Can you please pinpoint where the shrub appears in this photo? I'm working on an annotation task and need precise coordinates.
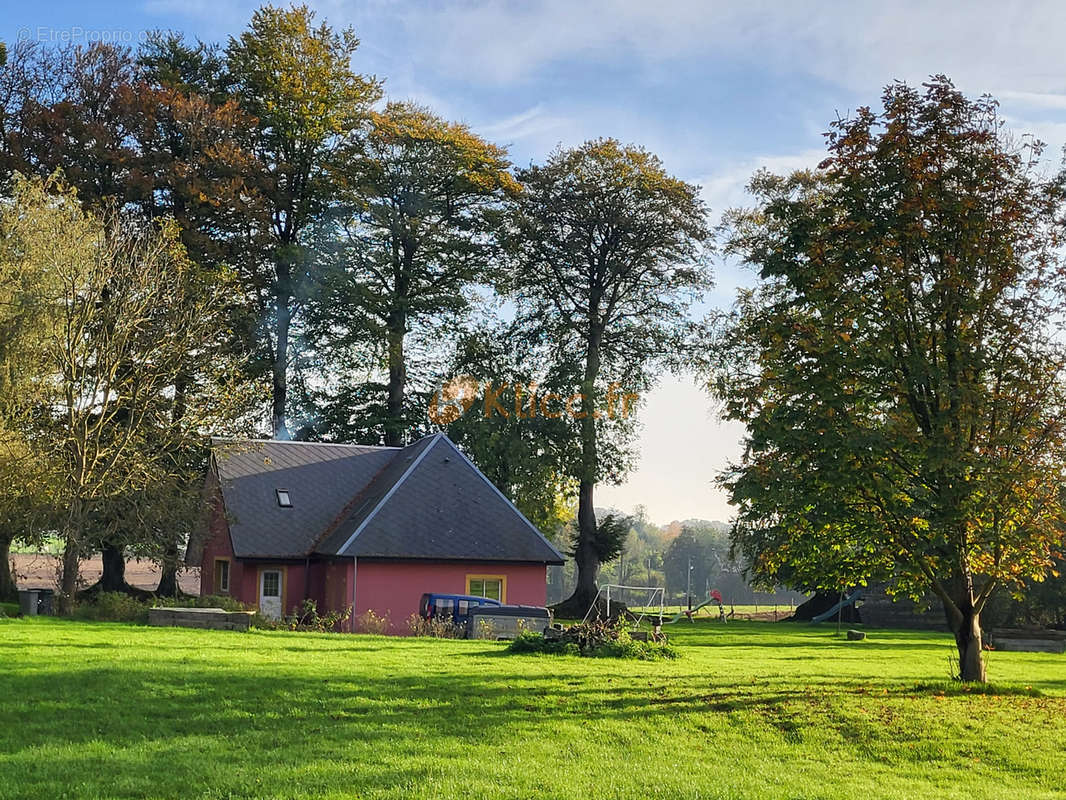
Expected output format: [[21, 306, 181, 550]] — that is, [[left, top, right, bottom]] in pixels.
[[510, 629, 580, 656], [0, 601, 19, 618], [74, 592, 150, 624], [354, 609, 390, 635], [407, 613, 464, 638], [507, 619, 679, 661], [270, 599, 351, 633]]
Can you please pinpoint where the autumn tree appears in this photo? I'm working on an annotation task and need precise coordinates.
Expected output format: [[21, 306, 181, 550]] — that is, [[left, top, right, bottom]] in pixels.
[[305, 102, 517, 445], [226, 4, 381, 439], [0, 180, 58, 601], [711, 78, 1066, 681], [0, 40, 61, 193], [1, 176, 251, 612], [506, 139, 712, 616], [10, 42, 138, 209]]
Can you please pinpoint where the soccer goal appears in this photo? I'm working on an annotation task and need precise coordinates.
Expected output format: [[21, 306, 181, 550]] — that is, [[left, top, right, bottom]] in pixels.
[[581, 584, 666, 629]]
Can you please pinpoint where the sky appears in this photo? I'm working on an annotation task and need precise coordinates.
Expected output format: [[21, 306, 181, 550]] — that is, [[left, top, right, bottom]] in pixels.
[[6, 0, 1066, 525]]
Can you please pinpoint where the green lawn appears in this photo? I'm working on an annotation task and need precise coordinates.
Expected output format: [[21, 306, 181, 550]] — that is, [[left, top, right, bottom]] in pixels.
[[2, 618, 1065, 800]]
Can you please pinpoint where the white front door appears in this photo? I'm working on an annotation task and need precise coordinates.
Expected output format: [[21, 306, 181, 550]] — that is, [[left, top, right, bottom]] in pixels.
[[259, 569, 282, 620]]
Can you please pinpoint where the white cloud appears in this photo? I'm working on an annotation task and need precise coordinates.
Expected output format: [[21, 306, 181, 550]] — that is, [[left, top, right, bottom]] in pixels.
[[477, 104, 571, 147], [995, 91, 1066, 112], [361, 0, 1066, 98]]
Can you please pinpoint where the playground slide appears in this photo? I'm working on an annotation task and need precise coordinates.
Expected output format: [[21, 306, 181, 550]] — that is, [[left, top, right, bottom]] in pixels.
[[810, 590, 864, 624], [665, 599, 714, 624]]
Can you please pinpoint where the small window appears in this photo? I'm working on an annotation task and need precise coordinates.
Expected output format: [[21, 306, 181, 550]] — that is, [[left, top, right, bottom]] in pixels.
[[276, 489, 292, 507], [468, 577, 503, 602], [262, 570, 280, 598], [214, 559, 230, 593]]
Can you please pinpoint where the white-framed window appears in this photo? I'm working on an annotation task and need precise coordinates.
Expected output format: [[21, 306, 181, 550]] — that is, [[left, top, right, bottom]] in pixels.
[[262, 570, 280, 597]]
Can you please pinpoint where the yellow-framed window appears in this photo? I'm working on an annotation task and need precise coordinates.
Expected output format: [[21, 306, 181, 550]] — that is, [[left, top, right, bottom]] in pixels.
[[214, 558, 230, 594], [466, 575, 506, 603]]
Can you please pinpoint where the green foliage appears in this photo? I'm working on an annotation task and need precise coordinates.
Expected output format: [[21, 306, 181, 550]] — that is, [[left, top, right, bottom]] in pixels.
[[0, 175, 255, 610], [301, 101, 516, 445], [574, 512, 632, 565], [73, 592, 150, 624], [507, 138, 713, 605], [509, 619, 679, 661], [353, 608, 390, 634], [439, 324, 577, 540], [711, 78, 1066, 680], [249, 599, 352, 632], [283, 599, 351, 632], [983, 560, 1066, 630], [226, 5, 378, 162], [663, 525, 726, 598], [225, 4, 382, 438], [0, 601, 18, 617], [508, 629, 580, 656]]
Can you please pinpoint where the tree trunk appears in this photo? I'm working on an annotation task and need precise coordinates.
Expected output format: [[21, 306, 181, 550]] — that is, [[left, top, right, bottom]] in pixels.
[[59, 538, 80, 616], [555, 326, 602, 617], [556, 479, 600, 617], [950, 602, 986, 682], [155, 536, 180, 597], [272, 287, 291, 441], [384, 308, 407, 447], [0, 535, 16, 603], [97, 540, 128, 592], [57, 497, 87, 615]]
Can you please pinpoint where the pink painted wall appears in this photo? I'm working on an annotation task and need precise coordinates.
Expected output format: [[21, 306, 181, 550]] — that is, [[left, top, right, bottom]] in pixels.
[[199, 490, 310, 616], [199, 484, 244, 599], [353, 559, 548, 634]]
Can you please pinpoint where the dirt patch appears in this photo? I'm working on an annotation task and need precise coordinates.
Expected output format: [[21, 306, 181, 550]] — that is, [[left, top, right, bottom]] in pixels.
[[11, 553, 200, 595]]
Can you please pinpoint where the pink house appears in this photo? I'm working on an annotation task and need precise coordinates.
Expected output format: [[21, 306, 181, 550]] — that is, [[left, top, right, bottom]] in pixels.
[[187, 434, 564, 632]]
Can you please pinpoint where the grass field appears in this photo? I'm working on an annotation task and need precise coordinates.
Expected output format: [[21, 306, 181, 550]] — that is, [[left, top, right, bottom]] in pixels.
[[2, 617, 1065, 800]]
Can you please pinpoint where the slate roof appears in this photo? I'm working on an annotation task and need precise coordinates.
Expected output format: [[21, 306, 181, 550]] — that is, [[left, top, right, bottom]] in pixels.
[[209, 434, 564, 565]]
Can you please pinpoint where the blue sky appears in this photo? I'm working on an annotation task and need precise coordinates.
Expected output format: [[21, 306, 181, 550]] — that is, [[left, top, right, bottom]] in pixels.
[[7, 1, 1066, 524]]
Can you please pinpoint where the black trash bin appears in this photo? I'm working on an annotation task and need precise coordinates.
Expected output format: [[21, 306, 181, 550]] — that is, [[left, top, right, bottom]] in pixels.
[[18, 589, 39, 617]]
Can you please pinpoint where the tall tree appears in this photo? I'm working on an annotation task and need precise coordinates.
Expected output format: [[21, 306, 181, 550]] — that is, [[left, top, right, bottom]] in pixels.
[[0, 182, 58, 601], [710, 78, 1066, 682], [506, 139, 712, 616], [306, 102, 517, 445], [14, 42, 138, 209], [226, 4, 381, 439], [0, 40, 61, 193], [1, 176, 250, 613]]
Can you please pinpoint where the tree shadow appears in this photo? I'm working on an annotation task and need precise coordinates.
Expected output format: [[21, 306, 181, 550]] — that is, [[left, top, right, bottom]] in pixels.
[[4, 622, 1065, 798]]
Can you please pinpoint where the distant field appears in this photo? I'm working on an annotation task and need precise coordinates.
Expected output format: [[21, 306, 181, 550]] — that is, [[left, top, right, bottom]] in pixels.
[[9, 553, 200, 593], [2, 618, 1065, 799]]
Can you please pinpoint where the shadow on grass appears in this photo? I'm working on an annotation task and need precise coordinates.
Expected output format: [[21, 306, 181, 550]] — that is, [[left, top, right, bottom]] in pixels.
[[4, 620, 1065, 800]]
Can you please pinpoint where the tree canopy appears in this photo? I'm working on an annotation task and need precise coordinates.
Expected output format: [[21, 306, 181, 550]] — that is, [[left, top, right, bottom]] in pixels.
[[507, 138, 712, 615], [711, 78, 1066, 681]]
